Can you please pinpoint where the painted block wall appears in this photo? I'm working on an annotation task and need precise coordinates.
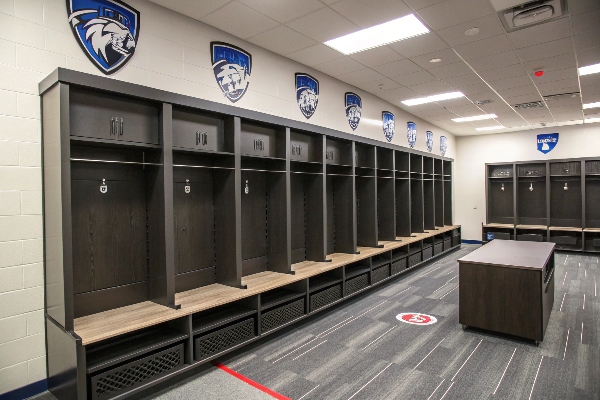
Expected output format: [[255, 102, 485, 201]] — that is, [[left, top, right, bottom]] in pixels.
[[0, 0, 456, 394], [455, 124, 600, 241]]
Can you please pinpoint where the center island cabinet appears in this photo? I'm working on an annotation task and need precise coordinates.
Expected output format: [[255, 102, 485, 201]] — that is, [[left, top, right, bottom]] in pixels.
[[41, 68, 460, 400]]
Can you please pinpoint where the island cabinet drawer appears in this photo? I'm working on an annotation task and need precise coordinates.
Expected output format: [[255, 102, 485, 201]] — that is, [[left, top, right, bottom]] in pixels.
[[172, 110, 224, 152], [70, 88, 159, 145]]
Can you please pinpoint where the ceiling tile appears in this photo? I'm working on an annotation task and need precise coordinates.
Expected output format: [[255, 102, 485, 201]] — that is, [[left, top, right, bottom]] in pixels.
[[467, 50, 521, 71], [477, 100, 515, 113], [507, 17, 571, 49], [478, 64, 529, 82], [392, 70, 437, 86], [337, 68, 386, 85], [443, 73, 484, 89], [330, 0, 412, 28], [457, 82, 495, 96], [531, 67, 578, 84], [355, 77, 402, 92], [373, 59, 423, 78], [435, 14, 505, 47], [429, 61, 473, 79], [497, 84, 539, 98], [237, 0, 324, 23], [417, 0, 494, 30], [573, 33, 600, 52], [454, 34, 514, 60], [349, 46, 404, 68], [377, 86, 420, 101], [490, 75, 532, 91], [502, 93, 543, 105], [387, 33, 448, 58], [285, 8, 359, 42], [417, 107, 458, 118], [535, 78, 580, 94], [285, 44, 344, 66], [403, 0, 445, 11], [523, 53, 577, 74], [571, 9, 600, 35], [576, 47, 600, 67], [408, 80, 454, 95], [581, 74, 600, 87], [582, 92, 600, 104], [445, 103, 485, 115], [313, 56, 364, 76], [410, 48, 462, 70], [569, 0, 600, 15], [248, 25, 317, 55], [515, 38, 574, 62], [150, 0, 234, 19], [201, 1, 280, 39]]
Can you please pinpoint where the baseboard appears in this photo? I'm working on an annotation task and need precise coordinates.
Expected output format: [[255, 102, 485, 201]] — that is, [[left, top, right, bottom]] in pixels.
[[462, 239, 483, 244], [0, 380, 47, 400]]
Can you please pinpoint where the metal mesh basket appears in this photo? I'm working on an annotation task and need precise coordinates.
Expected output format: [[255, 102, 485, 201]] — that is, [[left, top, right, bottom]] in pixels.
[[261, 298, 305, 333], [391, 258, 407, 275], [423, 246, 433, 261], [345, 273, 369, 295], [372, 264, 390, 284], [310, 284, 342, 312], [444, 238, 451, 250], [90, 344, 184, 400], [408, 252, 421, 268], [194, 318, 255, 361], [434, 242, 443, 255]]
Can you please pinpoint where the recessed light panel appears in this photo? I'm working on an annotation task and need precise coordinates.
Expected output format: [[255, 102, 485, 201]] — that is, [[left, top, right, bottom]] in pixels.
[[324, 14, 429, 55], [583, 102, 600, 109], [476, 126, 504, 131], [585, 117, 600, 123], [452, 114, 498, 122], [579, 63, 600, 76], [401, 91, 464, 106]]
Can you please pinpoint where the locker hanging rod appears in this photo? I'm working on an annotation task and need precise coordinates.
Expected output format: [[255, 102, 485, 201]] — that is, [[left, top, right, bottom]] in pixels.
[[290, 171, 324, 175], [173, 164, 235, 170], [240, 168, 286, 173], [70, 158, 162, 166]]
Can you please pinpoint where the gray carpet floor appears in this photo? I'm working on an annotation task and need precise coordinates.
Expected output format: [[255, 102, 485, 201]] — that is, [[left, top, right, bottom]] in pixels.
[[31, 245, 600, 399]]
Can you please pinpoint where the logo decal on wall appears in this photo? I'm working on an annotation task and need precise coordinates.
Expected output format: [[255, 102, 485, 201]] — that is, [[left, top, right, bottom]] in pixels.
[[426, 131, 433, 152], [440, 136, 447, 156], [345, 92, 362, 131], [382, 111, 395, 142], [407, 121, 417, 148], [211, 42, 252, 103], [396, 313, 438, 325], [537, 133, 559, 154], [296, 73, 318, 119], [67, 0, 140, 75]]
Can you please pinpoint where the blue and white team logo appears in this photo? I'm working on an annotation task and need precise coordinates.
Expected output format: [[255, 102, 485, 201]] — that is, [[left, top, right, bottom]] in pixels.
[[67, 0, 140, 75], [537, 133, 558, 154], [211, 42, 252, 103], [426, 131, 433, 152], [407, 121, 417, 148], [296, 73, 318, 119], [382, 112, 395, 142], [440, 136, 447, 156], [345, 92, 362, 131]]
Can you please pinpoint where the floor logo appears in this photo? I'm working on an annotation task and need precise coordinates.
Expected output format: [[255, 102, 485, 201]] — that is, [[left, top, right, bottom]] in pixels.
[[407, 121, 417, 148], [345, 92, 361, 131], [211, 42, 252, 103], [537, 133, 558, 154], [383, 111, 395, 142], [296, 73, 318, 119], [67, 0, 140, 75], [397, 313, 437, 325]]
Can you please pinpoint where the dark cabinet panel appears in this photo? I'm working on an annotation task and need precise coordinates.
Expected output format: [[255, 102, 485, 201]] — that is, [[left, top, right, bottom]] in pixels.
[[173, 168, 216, 275], [241, 171, 267, 262], [172, 110, 225, 152], [291, 174, 306, 258], [71, 163, 147, 294], [240, 123, 277, 158], [488, 180, 514, 224], [70, 89, 159, 144]]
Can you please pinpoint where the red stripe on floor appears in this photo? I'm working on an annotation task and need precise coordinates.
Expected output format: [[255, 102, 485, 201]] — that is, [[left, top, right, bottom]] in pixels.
[[212, 362, 291, 400]]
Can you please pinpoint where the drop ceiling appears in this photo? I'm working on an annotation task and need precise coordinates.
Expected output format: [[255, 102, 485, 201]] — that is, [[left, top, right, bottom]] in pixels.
[[149, 0, 600, 136]]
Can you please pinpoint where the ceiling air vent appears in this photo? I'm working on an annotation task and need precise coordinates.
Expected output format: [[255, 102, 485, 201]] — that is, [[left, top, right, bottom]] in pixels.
[[500, 0, 565, 32], [513, 101, 545, 109], [542, 92, 580, 102]]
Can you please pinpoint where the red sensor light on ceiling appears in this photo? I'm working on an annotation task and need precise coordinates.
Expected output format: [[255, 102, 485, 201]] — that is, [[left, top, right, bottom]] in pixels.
[[534, 70, 544, 77]]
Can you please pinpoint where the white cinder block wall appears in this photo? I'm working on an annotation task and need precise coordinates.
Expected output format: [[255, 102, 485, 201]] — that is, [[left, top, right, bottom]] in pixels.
[[0, 0, 456, 395], [455, 124, 600, 241]]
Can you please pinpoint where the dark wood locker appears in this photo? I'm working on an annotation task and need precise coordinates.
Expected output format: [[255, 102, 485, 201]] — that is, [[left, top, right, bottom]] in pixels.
[[172, 109, 226, 152], [241, 170, 268, 273]]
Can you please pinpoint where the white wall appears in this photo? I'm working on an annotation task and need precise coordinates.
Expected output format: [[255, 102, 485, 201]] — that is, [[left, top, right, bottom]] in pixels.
[[0, 0, 455, 394], [455, 124, 600, 241]]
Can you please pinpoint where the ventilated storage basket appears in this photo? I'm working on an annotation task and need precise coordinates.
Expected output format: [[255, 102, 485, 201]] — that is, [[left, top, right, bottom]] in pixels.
[[423, 245, 433, 261], [408, 252, 421, 268], [261, 298, 305, 333], [194, 318, 255, 361], [310, 284, 342, 312], [372, 264, 390, 284], [345, 273, 369, 295], [391, 257, 407, 275]]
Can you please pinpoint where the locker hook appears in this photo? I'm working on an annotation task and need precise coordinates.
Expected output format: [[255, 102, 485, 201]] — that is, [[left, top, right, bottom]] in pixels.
[[501, 183, 504, 191], [100, 179, 108, 194], [564, 182, 568, 191], [185, 179, 191, 194], [245, 180, 249, 194], [529, 183, 533, 192]]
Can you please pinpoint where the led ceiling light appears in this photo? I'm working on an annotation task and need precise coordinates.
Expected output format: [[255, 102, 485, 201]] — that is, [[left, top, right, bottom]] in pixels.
[[401, 91, 464, 106], [430, 58, 442, 63], [465, 27, 480, 36], [585, 117, 600, 123], [579, 63, 600, 76], [583, 102, 600, 109], [476, 126, 504, 131], [324, 14, 429, 55], [452, 114, 498, 122]]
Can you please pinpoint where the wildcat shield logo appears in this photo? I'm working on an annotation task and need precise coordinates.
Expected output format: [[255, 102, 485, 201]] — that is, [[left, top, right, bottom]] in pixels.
[[383, 111, 395, 142], [296, 73, 318, 119], [537, 133, 559, 154], [211, 42, 252, 103], [426, 131, 433, 152], [67, 0, 139, 75], [345, 92, 362, 131], [407, 121, 417, 148], [440, 136, 447, 156]]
